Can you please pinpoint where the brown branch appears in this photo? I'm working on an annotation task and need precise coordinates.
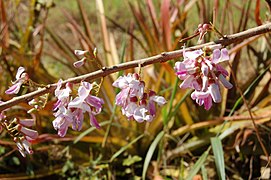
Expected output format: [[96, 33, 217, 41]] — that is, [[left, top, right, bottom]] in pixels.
[[0, 22, 271, 112]]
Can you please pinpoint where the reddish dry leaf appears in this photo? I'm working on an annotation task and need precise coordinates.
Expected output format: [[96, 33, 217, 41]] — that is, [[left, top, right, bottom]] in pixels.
[[146, 0, 160, 41], [161, 0, 171, 51], [255, 0, 262, 25]]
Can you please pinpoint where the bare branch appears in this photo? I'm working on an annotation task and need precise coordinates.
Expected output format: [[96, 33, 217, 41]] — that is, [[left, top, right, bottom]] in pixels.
[[0, 22, 271, 111]]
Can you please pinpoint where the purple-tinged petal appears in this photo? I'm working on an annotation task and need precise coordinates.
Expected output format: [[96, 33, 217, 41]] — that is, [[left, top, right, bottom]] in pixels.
[[21, 139, 33, 155], [72, 109, 84, 131], [216, 64, 229, 76], [68, 97, 82, 109], [86, 95, 104, 113], [74, 49, 88, 56], [208, 83, 221, 103], [53, 116, 70, 137], [203, 95, 213, 110], [55, 79, 63, 96], [212, 49, 221, 64], [78, 85, 89, 100], [219, 48, 230, 62], [212, 48, 229, 64], [19, 119, 35, 127], [174, 62, 186, 72], [112, 76, 127, 88], [201, 63, 209, 76], [192, 80, 201, 91], [192, 90, 210, 99], [151, 95, 167, 106], [218, 74, 233, 89], [133, 106, 153, 122], [115, 88, 129, 107], [20, 126, 38, 139], [82, 81, 93, 91], [202, 76, 208, 91], [73, 57, 86, 68], [184, 49, 203, 60], [89, 112, 100, 129], [179, 75, 194, 89], [148, 100, 156, 116], [5, 81, 23, 94], [53, 99, 62, 111], [122, 102, 137, 118], [16, 67, 25, 80]]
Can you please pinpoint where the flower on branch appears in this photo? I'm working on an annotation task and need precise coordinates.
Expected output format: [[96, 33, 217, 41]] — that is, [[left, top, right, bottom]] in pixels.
[[174, 47, 233, 110], [52, 80, 104, 137], [197, 23, 212, 42], [68, 81, 104, 129], [5, 67, 29, 94], [113, 73, 166, 122], [0, 116, 38, 157]]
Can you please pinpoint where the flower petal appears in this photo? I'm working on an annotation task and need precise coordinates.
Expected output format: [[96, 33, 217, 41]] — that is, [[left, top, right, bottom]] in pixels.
[[208, 83, 221, 103], [16, 67, 25, 80]]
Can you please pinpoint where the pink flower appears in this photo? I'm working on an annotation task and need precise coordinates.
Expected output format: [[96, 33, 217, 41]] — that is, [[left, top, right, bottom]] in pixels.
[[53, 107, 73, 137], [175, 48, 233, 110], [52, 80, 104, 136], [3, 117, 38, 157], [197, 23, 211, 42], [14, 137, 33, 157], [68, 81, 104, 129], [53, 80, 72, 111], [113, 74, 167, 122], [5, 67, 29, 94], [73, 49, 89, 68], [73, 57, 87, 68]]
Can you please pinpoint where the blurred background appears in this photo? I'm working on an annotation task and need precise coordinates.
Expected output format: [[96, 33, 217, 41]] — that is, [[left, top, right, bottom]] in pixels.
[[0, 0, 271, 179]]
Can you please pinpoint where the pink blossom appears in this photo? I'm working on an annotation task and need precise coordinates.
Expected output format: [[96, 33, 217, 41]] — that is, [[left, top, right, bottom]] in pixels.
[[68, 81, 104, 129], [52, 80, 104, 136], [5, 67, 29, 94], [9, 117, 38, 157], [113, 73, 167, 122], [14, 137, 33, 157], [197, 23, 211, 42], [73, 49, 89, 68], [175, 48, 233, 110], [73, 57, 87, 68], [53, 107, 73, 137], [53, 80, 72, 111]]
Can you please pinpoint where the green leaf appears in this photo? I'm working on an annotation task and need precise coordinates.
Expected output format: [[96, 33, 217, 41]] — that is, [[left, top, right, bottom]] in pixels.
[[211, 137, 225, 180], [142, 131, 164, 180], [123, 155, 142, 166], [110, 134, 144, 162], [201, 164, 208, 180], [186, 149, 210, 180], [12, 157, 20, 166]]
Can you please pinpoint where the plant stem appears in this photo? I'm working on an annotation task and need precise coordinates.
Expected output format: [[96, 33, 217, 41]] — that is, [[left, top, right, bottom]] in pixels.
[[1, 23, 271, 111]]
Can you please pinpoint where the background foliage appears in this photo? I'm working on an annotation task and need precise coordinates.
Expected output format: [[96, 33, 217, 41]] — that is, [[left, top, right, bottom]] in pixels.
[[0, 0, 271, 179]]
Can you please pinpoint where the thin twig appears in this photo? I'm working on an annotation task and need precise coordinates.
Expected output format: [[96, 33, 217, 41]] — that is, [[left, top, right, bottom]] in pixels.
[[228, 62, 270, 162], [0, 22, 271, 112]]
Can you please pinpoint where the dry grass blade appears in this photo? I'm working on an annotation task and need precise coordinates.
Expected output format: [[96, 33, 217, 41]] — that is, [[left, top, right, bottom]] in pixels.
[[96, 0, 112, 64], [146, 0, 160, 41], [0, 0, 9, 48], [76, 0, 95, 44], [161, 0, 171, 51]]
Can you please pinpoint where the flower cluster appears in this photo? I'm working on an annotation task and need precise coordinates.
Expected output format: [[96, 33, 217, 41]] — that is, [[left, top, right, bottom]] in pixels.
[[0, 116, 38, 157], [52, 80, 104, 137], [113, 73, 166, 122], [5, 67, 29, 94], [174, 48, 233, 110]]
